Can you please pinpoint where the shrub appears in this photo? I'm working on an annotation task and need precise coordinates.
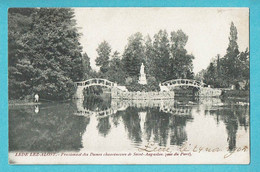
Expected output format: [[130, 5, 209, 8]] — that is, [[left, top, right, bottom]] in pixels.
[[125, 76, 159, 92]]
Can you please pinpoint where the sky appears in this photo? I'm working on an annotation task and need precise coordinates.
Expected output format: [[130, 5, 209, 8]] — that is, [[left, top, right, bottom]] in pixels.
[[74, 8, 249, 74]]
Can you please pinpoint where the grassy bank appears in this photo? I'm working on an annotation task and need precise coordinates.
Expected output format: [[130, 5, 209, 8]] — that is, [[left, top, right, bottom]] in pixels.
[[9, 98, 32, 105]]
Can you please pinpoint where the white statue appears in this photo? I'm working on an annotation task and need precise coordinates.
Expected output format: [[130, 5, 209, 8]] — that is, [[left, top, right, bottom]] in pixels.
[[140, 63, 145, 74], [138, 63, 147, 85]]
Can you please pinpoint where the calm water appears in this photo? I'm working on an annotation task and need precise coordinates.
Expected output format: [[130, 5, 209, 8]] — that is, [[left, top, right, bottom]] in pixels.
[[9, 96, 249, 153]]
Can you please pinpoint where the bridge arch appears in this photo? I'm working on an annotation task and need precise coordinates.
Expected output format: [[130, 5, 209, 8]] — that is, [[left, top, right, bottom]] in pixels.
[[74, 78, 115, 88], [74, 78, 128, 99], [161, 79, 205, 89], [75, 108, 117, 118]]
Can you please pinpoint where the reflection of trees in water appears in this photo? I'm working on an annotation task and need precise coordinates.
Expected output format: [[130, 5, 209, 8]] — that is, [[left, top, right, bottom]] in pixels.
[[121, 107, 142, 143], [111, 111, 122, 127], [82, 96, 249, 150], [9, 103, 89, 152], [97, 117, 111, 137], [96, 110, 124, 137], [114, 106, 193, 147], [205, 104, 249, 151], [144, 108, 193, 146], [144, 108, 170, 146], [169, 115, 193, 146], [83, 95, 111, 111], [83, 95, 117, 137]]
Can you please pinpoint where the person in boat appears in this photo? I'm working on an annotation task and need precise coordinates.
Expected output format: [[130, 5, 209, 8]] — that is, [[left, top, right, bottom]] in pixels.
[[35, 94, 39, 103]]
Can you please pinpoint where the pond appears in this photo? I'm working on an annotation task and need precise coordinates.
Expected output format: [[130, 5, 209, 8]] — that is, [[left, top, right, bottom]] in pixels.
[[9, 96, 249, 154]]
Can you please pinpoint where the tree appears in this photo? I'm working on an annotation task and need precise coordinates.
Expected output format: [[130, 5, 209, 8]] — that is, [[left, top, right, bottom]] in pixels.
[[122, 32, 144, 77], [222, 22, 240, 85], [203, 62, 216, 86], [195, 69, 206, 81], [201, 55, 228, 88], [8, 8, 36, 99], [237, 48, 249, 89], [8, 8, 84, 100], [144, 35, 156, 77], [103, 51, 126, 84], [82, 53, 92, 79], [106, 56, 126, 84], [152, 30, 171, 82], [169, 30, 194, 79], [238, 48, 249, 81], [95, 41, 111, 73], [201, 22, 249, 89], [111, 50, 120, 59]]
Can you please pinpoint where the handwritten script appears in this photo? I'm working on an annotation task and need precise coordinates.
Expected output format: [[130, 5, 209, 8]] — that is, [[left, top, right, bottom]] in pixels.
[[136, 142, 248, 158]]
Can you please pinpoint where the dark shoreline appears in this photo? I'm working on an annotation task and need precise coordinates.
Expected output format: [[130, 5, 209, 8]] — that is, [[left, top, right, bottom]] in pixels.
[[9, 90, 249, 106], [8, 99, 72, 106]]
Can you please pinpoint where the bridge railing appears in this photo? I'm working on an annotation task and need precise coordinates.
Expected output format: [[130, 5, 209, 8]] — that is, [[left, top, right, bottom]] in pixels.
[[161, 79, 205, 88], [74, 78, 114, 87]]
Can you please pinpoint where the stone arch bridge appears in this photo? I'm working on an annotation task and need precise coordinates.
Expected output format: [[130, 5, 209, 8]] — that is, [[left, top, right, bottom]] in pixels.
[[160, 79, 222, 96], [74, 99, 192, 118], [74, 78, 222, 99], [161, 79, 205, 89], [74, 78, 127, 99]]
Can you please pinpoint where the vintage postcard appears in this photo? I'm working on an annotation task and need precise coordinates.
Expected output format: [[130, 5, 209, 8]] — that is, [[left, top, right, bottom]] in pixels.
[[8, 7, 249, 164]]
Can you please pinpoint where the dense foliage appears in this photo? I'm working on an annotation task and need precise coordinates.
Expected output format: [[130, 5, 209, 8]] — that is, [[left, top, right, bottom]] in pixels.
[[122, 32, 145, 77], [197, 22, 249, 90], [8, 8, 86, 100], [9, 9, 246, 100], [95, 41, 111, 74], [124, 76, 160, 92], [95, 29, 195, 88]]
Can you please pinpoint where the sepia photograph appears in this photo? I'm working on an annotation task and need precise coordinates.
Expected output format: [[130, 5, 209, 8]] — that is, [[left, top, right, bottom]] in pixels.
[[8, 7, 249, 164]]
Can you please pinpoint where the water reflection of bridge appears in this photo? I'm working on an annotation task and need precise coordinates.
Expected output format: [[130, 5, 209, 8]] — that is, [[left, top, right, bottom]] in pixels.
[[74, 99, 192, 118]]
